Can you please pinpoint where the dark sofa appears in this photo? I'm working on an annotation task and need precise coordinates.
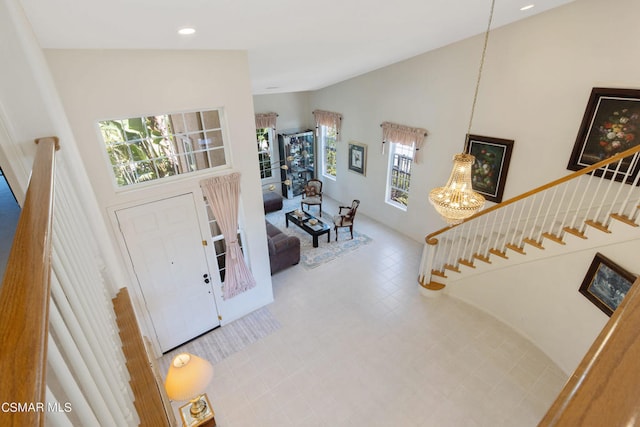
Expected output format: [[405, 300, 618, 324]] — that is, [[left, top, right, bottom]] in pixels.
[[263, 191, 283, 213], [266, 220, 300, 274]]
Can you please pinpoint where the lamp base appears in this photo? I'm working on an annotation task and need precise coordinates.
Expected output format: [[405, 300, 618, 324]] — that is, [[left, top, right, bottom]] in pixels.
[[179, 394, 215, 427], [189, 394, 208, 418]]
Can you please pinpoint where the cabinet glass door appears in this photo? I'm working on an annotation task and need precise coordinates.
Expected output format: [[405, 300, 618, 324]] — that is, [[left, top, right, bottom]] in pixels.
[[279, 130, 315, 198]]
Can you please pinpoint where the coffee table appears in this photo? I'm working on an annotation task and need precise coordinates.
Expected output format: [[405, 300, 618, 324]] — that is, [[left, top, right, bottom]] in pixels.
[[285, 210, 330, 247]]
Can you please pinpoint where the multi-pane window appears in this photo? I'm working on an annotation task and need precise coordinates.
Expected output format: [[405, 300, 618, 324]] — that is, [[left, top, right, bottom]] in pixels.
[[319, 125, 337, 179], [204, 199, 245, 283], [256, 128, 274, 179], [98, 109, 227, 187], [386, 143, 414, 209]]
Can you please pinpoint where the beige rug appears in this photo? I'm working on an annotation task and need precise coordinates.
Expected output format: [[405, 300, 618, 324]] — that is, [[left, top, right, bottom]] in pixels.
[[158, 306, 280, 373], [265, 197, 372, 269]]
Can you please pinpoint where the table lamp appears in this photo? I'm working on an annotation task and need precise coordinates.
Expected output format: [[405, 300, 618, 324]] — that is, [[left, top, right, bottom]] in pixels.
[[164, 353, 214, 419]]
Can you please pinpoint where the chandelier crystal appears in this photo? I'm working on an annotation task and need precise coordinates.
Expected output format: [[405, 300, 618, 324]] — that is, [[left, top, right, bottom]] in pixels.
[[429, 153, 485, 225], [429, 0, 494, 225]]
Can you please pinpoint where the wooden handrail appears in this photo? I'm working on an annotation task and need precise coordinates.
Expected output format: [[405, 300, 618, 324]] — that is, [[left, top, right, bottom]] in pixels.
[[113, 288, 176, 427], [539, 276, 640, 425], [0, 137, 58, 427], [426, 144, 640, 244]]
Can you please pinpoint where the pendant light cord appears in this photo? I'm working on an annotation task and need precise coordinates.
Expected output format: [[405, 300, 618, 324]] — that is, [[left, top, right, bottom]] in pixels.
[[464, 0, 496, 153]]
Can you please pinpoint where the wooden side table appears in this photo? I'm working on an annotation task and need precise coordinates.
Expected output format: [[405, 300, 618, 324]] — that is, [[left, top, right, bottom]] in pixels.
[[178, 394, 216, 427]]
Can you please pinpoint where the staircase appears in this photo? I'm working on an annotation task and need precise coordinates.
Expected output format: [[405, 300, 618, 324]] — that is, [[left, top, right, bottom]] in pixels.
[[418, 145, 640, 292]]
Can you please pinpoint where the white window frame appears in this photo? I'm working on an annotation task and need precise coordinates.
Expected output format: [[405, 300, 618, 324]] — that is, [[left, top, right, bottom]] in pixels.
[[257, 127, 275, 180], [385, 142, 415, 211], [98, 108, 229, 189], [319, 125, 337, 180], [203, 199, 249, 283]]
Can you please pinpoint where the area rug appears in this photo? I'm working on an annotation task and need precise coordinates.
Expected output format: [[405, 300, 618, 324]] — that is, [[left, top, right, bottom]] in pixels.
[[265, 197, 372, 269], [158, 306, 281, 373]]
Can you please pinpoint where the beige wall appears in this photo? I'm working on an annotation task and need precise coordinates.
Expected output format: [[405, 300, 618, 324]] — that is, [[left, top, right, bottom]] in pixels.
[[255, 0, 640, 373], [253, 92, 312, 133], [45, 49, 274, 334]]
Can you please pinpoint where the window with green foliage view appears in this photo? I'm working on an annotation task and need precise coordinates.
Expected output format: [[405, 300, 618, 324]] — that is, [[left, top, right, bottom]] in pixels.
[[256, 128, 273, 179], [319, 125, 337, 179], [98, 109, 227, 187]]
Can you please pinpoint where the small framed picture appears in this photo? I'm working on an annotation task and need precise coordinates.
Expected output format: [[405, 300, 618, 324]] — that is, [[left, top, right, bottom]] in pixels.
[[567, 87, 640, 183], [468, 134, 514, 203], [578, 252, 637, 317], [348, 142, 367, 176]]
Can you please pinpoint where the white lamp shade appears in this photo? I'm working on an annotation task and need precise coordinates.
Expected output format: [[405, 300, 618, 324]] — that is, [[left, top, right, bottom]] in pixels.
[[164, 353, 213, 401]]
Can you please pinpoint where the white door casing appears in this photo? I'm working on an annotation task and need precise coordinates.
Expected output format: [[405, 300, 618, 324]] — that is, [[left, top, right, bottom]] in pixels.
[[116, 193, 220, 352]]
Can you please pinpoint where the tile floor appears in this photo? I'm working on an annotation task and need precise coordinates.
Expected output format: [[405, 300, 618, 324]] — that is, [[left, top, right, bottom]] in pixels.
[[174, 196, 568, 427]]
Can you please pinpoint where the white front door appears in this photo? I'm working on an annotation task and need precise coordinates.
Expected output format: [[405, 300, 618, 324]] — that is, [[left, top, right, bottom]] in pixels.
[[116, 193, 220, 352]]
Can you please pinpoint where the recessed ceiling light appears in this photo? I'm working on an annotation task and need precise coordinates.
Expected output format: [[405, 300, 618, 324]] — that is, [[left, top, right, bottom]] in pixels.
[[520, 4, 535, 11], [266, 86, 280, 90], [178, 27, 196, 35]]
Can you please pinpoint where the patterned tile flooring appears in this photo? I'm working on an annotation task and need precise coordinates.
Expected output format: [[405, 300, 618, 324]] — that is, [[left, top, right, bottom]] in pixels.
[[170, 196, 567, 426]]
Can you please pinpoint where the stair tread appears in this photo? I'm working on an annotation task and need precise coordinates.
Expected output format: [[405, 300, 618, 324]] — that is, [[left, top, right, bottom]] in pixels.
[[563, 226, 588, 239], [585, 219, 611, 233], [542, 232, 566, 245], [610, 213, 639, 227], [505, 243, 526, 255]]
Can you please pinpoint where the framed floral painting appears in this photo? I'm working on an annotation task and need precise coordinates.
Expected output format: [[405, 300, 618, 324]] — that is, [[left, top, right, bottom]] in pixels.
[[578, 252, 637, 317], [567, 87, 640, 182], [468, 134, 514, 203]]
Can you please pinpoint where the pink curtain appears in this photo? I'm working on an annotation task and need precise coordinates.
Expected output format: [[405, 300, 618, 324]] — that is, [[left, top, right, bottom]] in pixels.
[[255, 112, 278, 129], [200, 172, 256, 299], [380, 121, 428, 163], [313, 109, 343, 140]]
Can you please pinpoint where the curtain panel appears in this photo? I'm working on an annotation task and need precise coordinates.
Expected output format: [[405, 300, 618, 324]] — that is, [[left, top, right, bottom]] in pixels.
[[313, 110, 342, 140], [200, 172, 256, 299], [380, 121, 428, 163], [255, 112, 278, 129]]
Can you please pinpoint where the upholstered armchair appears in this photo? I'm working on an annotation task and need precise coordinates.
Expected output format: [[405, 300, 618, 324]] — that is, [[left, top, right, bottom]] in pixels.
[[301, 179, 323, 216], [332, 200, 360, 240]]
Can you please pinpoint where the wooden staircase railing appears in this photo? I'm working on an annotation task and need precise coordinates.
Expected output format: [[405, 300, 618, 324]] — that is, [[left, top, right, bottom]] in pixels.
[[0, 137, 58, 427], [418, 144, 640, 290], [539, 276, 640, 426], [113, 288, 176, 427]]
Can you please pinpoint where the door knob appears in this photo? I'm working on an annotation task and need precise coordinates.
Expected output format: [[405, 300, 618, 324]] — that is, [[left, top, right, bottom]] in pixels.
[[204, 278, 210, 283]]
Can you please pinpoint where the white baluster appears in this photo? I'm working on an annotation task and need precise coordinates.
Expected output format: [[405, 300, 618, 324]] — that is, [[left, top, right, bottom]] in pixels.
[[539, 186, 559, 240], [48, 336, 102, 426], [486, 206, 500, 258], [45, 387, 74, 427], [570, 173, 599, 231], [617, 153, 640, 219], [582, 163, 613, 230], [593, 157, 624, 225], [527, 193, 546, 244], [511, 199, 528, 249], [552, 182, 572, 237], [606, 152, 640, 221], [49, 301, 128, 426], [50, 274, 134, 420]]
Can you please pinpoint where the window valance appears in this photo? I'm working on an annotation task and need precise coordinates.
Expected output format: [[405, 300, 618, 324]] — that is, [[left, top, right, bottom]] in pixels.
[[255, 112, 278, 129], [313, 110, 342, 139], [380, 121, 428, 163]]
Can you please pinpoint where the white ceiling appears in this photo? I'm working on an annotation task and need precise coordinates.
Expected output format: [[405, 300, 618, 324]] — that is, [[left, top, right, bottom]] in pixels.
[[20, 0, 574, 95]]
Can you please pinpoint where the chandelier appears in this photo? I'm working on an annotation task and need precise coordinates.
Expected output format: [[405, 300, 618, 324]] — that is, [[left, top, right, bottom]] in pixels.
[[429, 0, 496, 225]]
